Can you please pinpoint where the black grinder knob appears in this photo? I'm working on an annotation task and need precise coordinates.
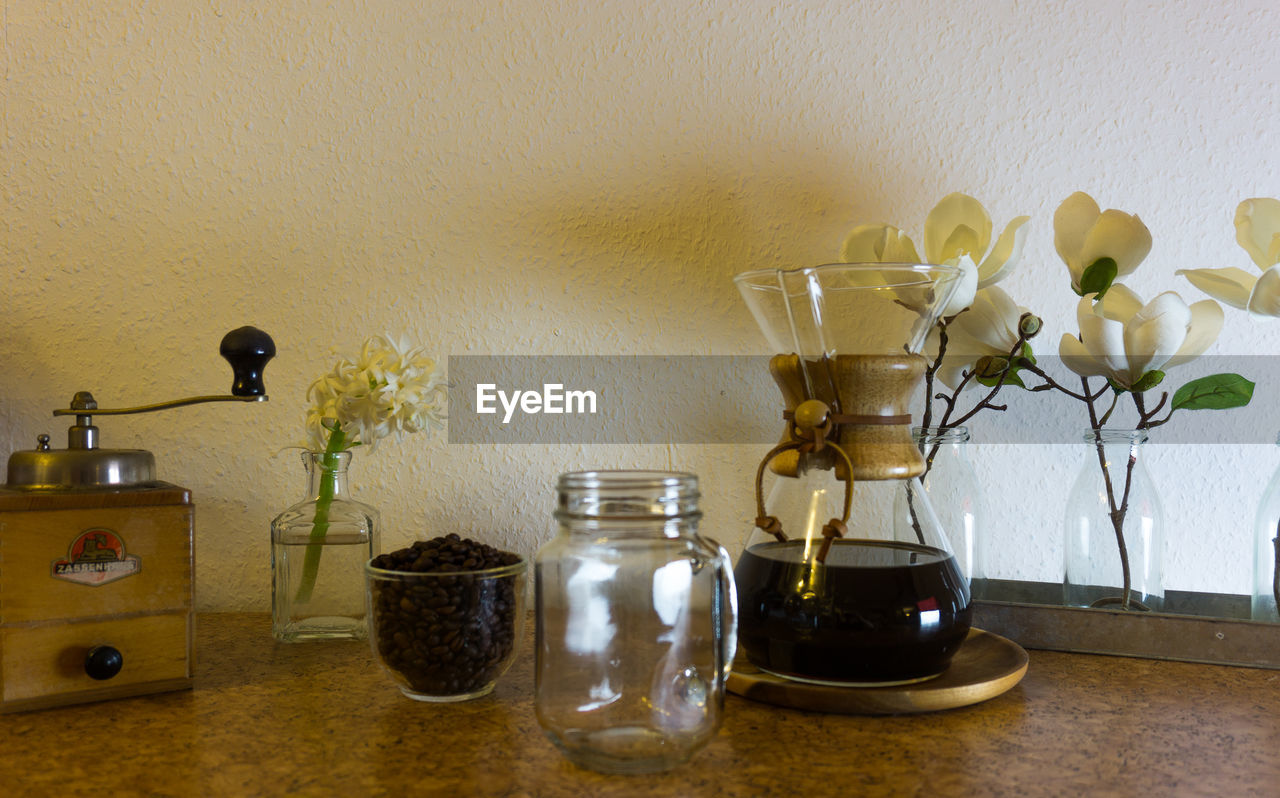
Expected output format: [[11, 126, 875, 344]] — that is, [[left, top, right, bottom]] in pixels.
[[84, 645, 124, 680], [220, 326, 276, 397]]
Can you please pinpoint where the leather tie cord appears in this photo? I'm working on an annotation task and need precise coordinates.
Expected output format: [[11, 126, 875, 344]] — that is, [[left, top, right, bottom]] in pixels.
[[782, 410, 912, 426], [752, 412, 856, 562]]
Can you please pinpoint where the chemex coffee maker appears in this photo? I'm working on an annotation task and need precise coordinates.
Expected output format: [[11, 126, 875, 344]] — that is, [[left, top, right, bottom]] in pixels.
[[731, 263, 972, 688], [0, 326, 274, 713]]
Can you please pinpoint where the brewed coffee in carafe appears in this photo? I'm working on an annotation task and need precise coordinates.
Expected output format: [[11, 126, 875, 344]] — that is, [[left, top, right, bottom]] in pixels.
[[734, 263, 971, 686]]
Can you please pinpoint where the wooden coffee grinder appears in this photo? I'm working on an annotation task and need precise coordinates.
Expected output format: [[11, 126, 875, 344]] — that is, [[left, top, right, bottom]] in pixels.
[[0, 327, 275, 713]]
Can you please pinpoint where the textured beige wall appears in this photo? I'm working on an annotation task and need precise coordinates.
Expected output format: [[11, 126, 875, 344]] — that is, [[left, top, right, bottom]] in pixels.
[[4, 0, 1279, 608]]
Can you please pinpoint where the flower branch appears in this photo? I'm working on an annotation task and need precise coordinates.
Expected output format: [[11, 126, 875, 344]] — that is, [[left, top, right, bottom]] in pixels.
[[919, 311, 1044, 473], [1273, 527, 1280, 611], [1179, 197, 1280, 619], [1050, 192, 1255, 610]]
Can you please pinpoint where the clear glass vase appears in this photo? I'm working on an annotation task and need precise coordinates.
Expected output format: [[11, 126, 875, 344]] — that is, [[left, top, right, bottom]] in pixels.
[[271, 450, 379, 642], [895, 426, 984, 593], [1252, 434, 1280, 622], [1063, 429, 1163, 611]]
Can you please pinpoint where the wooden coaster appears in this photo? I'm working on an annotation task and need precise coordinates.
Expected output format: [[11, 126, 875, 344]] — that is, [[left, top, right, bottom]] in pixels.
[[727, 628, 1028, 715]]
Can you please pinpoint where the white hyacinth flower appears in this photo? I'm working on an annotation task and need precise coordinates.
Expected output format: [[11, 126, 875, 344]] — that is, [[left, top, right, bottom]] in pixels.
[[1178, 198, 1280, 319], [1058, 285, 1223, 391], [305, 334, 447, 453]]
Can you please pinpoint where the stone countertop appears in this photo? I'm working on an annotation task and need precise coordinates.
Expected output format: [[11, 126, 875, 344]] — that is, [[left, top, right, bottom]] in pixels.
[[2, 613, 1277, 797]]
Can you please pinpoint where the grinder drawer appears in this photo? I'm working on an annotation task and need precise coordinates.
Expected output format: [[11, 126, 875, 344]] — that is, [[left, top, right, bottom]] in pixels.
[[1, 612, 193, 712]]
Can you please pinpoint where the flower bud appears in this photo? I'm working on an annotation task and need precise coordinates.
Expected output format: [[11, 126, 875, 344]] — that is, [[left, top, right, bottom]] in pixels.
[[974, 356, 1010, 379], [1018, 312, 1043, 339], [1131, 369, 1165, 393]]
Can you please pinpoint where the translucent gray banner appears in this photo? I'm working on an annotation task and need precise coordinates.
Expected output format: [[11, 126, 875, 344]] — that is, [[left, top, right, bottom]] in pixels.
[[446, 355, 1280, 444]]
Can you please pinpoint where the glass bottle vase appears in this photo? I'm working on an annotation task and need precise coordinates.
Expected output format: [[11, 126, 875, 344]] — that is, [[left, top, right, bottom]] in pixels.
[[895, 425, 984, 594], [271, 450, 380, 642], [1063, 429, 1163, 611], [1252, 433, 1280, 622]]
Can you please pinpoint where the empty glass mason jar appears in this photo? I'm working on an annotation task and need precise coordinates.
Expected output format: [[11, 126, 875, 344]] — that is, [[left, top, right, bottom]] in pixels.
[[534, 471, 737, 775]]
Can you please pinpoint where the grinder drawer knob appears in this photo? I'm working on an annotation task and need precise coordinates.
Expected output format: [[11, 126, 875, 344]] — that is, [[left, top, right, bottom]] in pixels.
[[85, 645, 124, 680]]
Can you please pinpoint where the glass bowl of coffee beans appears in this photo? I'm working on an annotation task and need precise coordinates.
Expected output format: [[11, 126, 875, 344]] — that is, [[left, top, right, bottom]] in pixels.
[[365, 534, 527, 702]]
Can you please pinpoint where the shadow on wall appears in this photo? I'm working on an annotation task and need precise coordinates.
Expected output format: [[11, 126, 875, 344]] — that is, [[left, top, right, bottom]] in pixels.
[[500, 147, 926, 352], [0, 325, 64, 461]]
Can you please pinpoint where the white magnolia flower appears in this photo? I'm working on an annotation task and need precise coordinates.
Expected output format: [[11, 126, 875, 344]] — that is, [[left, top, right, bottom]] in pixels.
[[840, 193, 1030, 316], [306, 334, 447, 452], [1058, 285, 1223, 391], [930, 286, 1029, 389], [839, 223, 921, 263], [1178, 198, 1280, 319], [1054, 192, 1153, 295]]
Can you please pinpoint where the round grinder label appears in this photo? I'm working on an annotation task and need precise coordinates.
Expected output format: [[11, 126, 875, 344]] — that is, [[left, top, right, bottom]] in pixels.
[[52, 528, 142, 586]]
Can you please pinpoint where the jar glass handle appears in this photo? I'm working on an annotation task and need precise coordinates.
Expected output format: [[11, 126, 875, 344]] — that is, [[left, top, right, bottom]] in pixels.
[[709, 539, 738, 682]]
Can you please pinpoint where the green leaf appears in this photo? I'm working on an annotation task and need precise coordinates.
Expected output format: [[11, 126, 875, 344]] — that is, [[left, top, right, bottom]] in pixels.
[[1171, 373, 1255, 411], [1080, 257, 1118, 298], [1020, 342, 1036, 366], [1131, 370, 1165, 393]]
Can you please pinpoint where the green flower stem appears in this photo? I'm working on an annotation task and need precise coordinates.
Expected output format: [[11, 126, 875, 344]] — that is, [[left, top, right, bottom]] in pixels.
[[293, 426, 348, 604]]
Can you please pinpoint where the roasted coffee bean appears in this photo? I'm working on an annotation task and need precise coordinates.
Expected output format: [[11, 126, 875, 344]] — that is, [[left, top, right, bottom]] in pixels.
[[370, 534, 522, 695]]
